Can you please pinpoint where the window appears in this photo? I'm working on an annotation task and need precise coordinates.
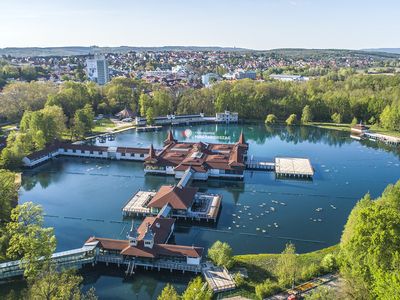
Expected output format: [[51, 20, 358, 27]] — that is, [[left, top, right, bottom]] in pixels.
[[140, 154, 144, 157], [99, 151, 103, 155], [72, 149, 76, 153], [121, 153, 125, 156], [90, 151, 94, 154], [80, 150, 84, 153]]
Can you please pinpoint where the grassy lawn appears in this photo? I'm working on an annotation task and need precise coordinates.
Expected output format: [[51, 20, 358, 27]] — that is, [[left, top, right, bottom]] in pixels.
[[369, 125, 400, 138], [92, 118, 117, 134], [226, 245, 339, 299], [308, 122, 351, 132]]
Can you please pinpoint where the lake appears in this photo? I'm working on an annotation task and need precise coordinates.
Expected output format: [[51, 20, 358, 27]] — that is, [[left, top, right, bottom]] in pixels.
[[9, 124, 400, 299]]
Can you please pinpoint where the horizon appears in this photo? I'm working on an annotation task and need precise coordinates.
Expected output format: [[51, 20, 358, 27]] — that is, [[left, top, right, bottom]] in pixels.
[[0, 45, 399, 51], [1, 0, 400, 49]]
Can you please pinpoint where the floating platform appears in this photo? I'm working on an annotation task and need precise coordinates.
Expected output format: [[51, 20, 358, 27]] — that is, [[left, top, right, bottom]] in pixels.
[[275, 157, 314, 178]]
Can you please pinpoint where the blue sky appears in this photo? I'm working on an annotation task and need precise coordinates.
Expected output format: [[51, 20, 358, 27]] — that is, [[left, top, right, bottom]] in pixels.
[[1, 0, 399, 49]]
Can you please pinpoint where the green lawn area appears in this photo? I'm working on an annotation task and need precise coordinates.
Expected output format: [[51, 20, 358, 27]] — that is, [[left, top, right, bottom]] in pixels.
[[369, 125, 400, 138], [92, 118, 117, 134], [224, 245, 339, 299], [308, 122, 351, 132]]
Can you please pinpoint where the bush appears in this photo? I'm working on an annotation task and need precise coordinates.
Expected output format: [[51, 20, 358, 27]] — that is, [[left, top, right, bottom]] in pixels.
[[265, 114, 277, 125], [321, 254, 337, 272], [255, 279, 281, 300], [285, 114, 297, 126], [300, 263, 322, 282], [233, 272, 245, 287], [331, 112, 342, 124]]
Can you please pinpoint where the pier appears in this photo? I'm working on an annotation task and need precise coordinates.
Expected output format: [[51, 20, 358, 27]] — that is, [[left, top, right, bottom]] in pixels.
[[246, 160, 275, 171], [363, 132, 400, 146]]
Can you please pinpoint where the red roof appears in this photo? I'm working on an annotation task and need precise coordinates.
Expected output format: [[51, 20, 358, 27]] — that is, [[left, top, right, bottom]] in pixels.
[[147, 185, 198, 210], [87, 237, 203, 259], [137, 216, 175, 244]]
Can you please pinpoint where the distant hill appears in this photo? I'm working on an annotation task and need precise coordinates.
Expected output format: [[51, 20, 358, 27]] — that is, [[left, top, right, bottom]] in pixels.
[[362, 48, 400, 54], [1, 46, 399, 59], [0, 46, 251, 57], [262, 48, 400, 59]]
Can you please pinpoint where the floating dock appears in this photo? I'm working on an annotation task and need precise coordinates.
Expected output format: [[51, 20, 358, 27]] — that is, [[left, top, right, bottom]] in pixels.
[[275, 157, 314, 178]]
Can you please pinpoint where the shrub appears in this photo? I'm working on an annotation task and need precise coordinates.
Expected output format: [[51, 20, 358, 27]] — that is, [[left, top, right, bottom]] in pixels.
[[285, 114, 297, 126], [321, 254, 337, 272], [255, 279, 280, 300], [265, 114, 277, 125]]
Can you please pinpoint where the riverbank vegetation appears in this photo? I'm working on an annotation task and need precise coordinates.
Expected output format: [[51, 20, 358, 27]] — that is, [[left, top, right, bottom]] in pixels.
[[1, 71, 399, 169], [1, 202, 98, 299]]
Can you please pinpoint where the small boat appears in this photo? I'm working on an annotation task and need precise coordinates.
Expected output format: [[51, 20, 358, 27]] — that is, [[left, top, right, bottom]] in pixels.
[[270, 207, 275, 212], [280, 202, 286, 206], [330, 205, 337, 209]]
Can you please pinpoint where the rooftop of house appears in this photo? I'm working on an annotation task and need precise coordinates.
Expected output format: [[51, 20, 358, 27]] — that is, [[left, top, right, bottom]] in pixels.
[[145, 131, 248, 172], [147, 185, 198, 210]]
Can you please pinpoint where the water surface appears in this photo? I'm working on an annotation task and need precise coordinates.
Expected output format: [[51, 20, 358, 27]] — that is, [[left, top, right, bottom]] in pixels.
[[15, 124, 400, 299]]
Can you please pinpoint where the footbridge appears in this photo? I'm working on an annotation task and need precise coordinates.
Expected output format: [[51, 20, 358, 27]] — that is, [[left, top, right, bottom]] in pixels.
[[0, 241, 98, 280]]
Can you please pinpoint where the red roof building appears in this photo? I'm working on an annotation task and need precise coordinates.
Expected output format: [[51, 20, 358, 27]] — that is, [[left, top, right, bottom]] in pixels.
[[144, 131, 248, 180]]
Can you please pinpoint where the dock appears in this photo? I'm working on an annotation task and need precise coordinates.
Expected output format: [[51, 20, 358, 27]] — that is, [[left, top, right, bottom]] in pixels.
[[202, 264, 236, 292], [275, 157, 314, 178], [136, 126, 162, 132], [363, 132, 400, 146], [246, 160, 275, 171]]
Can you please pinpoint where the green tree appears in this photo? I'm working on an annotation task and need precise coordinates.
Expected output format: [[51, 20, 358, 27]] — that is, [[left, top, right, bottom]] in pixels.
[[0, 169, 18, 222], [139, 93, 152, 117], [380, 104, 400, 131], [28, 267, 83, 299], [207, 240, 233, 268], [157, 283, 179, 300], [0, 81, 57, 121], [6, 202, 56, 280], [182, 277, 212, 300], [20, 106, 66, 149], [339, 181, 400, 299], [331, 112, 342, 124], [276, 243, 297, 287], [285, 114, 297, 126], [146, 107, 155, 125], [265, 114, 277, 125], [72, 104, 95, 139], [301, 105, 313, 123], [47, 81, 91, 122], [350, 117, 358, 126]]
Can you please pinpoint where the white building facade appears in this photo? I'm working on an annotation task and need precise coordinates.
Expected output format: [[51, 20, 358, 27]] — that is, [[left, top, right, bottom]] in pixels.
[[86, 55, 110, 85]]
